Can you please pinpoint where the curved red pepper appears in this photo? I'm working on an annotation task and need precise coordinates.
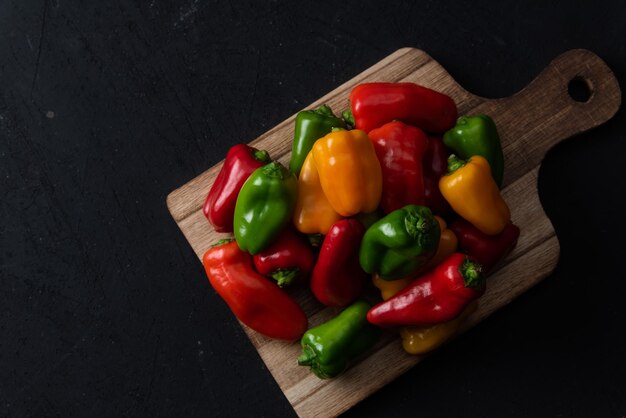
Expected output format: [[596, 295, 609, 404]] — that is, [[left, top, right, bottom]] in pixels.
[[203, 144, 270, 232], [203, 240, 307, 340], [450, 220, 521, 273], [252, 227, 315, 287], [367, 253, 485, 327], [349, 82, 458, 134], [310, 219, 367, 307], [423, 136, 453, 217], [369, 121, 429, 213]]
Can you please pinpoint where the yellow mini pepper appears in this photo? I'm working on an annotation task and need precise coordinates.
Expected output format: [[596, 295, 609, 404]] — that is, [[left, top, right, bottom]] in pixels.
[[439, 154, 510, 235], [425, 216, 458, 270], [293, 152, 343, 234], [312, 129, 382, 217]]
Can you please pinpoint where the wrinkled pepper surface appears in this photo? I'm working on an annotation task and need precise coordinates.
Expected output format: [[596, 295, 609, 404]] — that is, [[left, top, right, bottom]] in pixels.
[[234, 162, 297, 254], [310, 219, 367, 307], [369, 121, 429, 213], [298, 300, 380, 378], [443, 115, 505, 187], [203, 240, 307, 340], [289, 105, 346, 177], [367, 253, 485, 327], [203, 144, 270, 232], [349, 82, 458, 133], [439, 155, 511, 236], [253, 227, 315, 287], [359, 205, 440, 280], [293, 152, 343, 235], [450, 219, 520, 273], [423, 136, 452, 216], [312, 129, 382, 217]]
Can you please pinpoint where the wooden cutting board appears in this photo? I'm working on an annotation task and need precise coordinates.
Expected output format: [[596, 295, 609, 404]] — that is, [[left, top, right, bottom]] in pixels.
[[167, 48, 620, 418]]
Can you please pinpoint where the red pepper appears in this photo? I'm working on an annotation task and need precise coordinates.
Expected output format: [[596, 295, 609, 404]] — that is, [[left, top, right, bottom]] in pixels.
[[349, 82, 458, 134], [203, 240, 307, 340], [252, 227, 315, 287], [367, 253, 485, 327], [203, 144, 271, 232], [449, 220, 521, 273], [369, 121, 429, 213], [423, 136, 453, 217], [310, 219, 367, 307]]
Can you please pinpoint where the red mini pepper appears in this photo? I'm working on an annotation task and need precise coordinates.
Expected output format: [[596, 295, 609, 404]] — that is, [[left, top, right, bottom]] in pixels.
[[423, 136, 452, 217], [367, 253, 485, 327], [369, 121, 429, 213], [203, 240, 307, 340], [349, 82, 458, 134], [311, 219, 368, 307], [203, 144, 271, 232], [450, 220, 521, 273], [253, 227, 316, 287]]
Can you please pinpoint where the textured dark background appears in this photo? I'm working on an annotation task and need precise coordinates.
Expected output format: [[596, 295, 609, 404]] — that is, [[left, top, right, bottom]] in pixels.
[[1, 1, 625, 417]]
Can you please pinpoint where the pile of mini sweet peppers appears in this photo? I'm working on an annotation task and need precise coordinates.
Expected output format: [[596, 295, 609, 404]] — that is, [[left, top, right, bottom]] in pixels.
[[201, 82, 520, 379]]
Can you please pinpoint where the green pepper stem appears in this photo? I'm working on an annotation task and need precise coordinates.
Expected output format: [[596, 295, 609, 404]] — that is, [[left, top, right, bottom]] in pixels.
[[404, 209, 431, 240], [342, 110, 355, 128], [314, 104, 335, 117], [459, 257, 485, 288], [252, 148, 271, 163], [297, 345, 316, 366], [261, 161, 287, 179], [307, 233, 324, 247], [447, 154, 467, 174], [271, 268, 300, 287]]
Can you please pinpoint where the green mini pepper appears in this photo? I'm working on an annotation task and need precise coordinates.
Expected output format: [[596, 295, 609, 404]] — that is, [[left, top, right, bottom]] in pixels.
[[359, 205, 440, 280], [298, 300, 380, 379], [289, 104, 346, 176], [443, 114, 504, 187], [234, 162, 297, 254]]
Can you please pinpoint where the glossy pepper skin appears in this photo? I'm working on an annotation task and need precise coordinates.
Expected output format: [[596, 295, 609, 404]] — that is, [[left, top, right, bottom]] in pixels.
[[349, 82, 458, 134], [311, 219, 367, 307], [253, 227, 315, 287], [312, 129, 382, 217], [359, 205, 440, 280], [369, 121, 430, 213], [234, 162, 297, 254], [450, 219, 520, 273], [423, 136, 452, 217], [293, 152, 343, 235], [298, 300, 380, 379], [440, 155, 511, 235], [443, 115, 505, 187], [289, 105, 346, 177], [367, 253, 485, 327], [400, 302, 477, 355], [203, 240, 307, 340], [203, 144, 271, 232]]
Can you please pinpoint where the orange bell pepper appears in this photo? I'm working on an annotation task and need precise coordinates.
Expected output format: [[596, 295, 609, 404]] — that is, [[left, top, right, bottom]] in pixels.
[[439, 155, 510, 235], [312, 129, 382, 216], [293, 151, 343, 234]]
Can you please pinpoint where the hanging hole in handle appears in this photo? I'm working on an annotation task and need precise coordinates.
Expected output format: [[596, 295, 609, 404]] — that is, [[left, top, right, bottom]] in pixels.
[[568, 77, 593, 103]]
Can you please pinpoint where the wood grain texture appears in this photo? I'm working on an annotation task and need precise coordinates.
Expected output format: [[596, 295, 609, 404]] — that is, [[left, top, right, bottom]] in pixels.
[[166, 48, 620, 418]]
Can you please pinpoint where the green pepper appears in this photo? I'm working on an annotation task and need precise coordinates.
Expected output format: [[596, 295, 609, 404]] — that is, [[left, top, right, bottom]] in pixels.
[[359, 205, 440, 280], [234, 162, 297, 254], [297, 300, 380, 379], [289, 104, 346, 176], [443, 114, 504, 187]]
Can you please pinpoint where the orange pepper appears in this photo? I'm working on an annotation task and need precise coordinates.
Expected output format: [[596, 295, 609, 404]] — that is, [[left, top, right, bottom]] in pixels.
[[372, 274, 413, 301], [312, 129, 382, 217], [293, 151, 343, 234], [425, 216, 458, 270], [439, 155, 510, 235]]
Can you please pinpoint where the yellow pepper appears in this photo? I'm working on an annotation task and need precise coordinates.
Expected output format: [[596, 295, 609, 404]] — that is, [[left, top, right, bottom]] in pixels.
[[372, 274, 413, 301], [312, 129, 382, 216], [292, 151, 343, 234], [400, 301, 477, 355], [439, 155, 510, 235], [425, 216, 458, 270]]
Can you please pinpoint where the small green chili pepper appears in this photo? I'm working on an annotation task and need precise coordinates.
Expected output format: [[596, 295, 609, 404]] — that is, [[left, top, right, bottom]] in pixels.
[[297, 300, 380, 379], [233, 162, 297, 254]]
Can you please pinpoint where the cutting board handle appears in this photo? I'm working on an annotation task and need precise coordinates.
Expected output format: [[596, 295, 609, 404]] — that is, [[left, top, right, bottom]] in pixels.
[[484, 49, 621, 184]]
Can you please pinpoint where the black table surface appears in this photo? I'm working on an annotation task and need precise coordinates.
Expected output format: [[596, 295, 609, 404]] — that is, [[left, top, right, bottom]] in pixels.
[[2, 1, 625, 417]]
